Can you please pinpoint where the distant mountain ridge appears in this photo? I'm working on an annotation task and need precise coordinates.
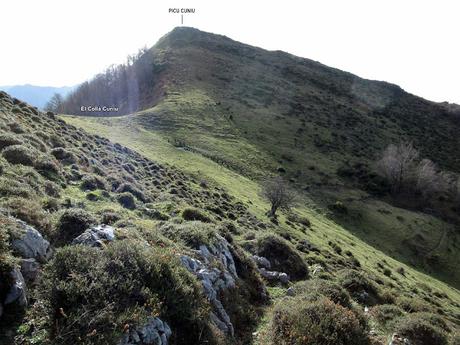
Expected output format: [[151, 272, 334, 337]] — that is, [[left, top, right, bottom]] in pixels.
[[0, 84, 75, 109]]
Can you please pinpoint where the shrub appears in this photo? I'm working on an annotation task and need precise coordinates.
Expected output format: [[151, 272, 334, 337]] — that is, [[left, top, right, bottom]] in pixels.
[[160, 221, 217, 248], [395, 314, 448, 345], [396, 296, 435, 313], [100, 210, 121, 225], [328, 201, 348, 214], [2, 145, 35, 166], [44, 181, 61, 197], [269, 296, 370, 345], [56, 208, 96, 243], [117, 192, 136, 210], [34, 157, 61, 180], [255, 234, 308, 280], [369, 304, 405, 329], [81, 174, 107, 191], [116, 183, 147, 202], [50, 147, 76, 164], [182, 207, 211, 222], [0, 177, 35, 198], [0, 133, 22, 150], [4, 197, 50, 232], [22, 242, 213, 345], [291, 279, 352, 308], [337, 269, 380, 304]]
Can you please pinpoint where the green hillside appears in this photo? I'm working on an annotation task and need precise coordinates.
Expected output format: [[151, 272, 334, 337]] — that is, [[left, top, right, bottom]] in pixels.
[[63, 27, 460, 290], [1, 27, 459, 345]]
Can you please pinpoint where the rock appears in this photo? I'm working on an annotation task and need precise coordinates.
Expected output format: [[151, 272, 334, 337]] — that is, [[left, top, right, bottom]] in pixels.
[[20, 258, 40, 282], [252, 255, 271, 269], [310, 264, 324, 276], [4, 268, 27, 307], [259, 268, 290, 284], [389, 333, 411, 345], [10, 219, 51, 263], [72, 224, 115, 247], [180, 236, 237, 336], [286, 287, 295, 296], [118, 316, 171, 345]]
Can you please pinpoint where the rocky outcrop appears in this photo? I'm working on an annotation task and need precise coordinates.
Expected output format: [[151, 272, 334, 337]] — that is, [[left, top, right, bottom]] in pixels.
[[180, 236, 237, 336], [72, 224, 116, 247], [10, 219, 51, 263], [4, 268, 27, 308], [20, 258, 40, 283], [118, 316, 171, 345]]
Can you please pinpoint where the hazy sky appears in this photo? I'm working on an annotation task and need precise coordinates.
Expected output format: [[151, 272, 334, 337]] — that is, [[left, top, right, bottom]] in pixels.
[[1, 0, 459, 103]]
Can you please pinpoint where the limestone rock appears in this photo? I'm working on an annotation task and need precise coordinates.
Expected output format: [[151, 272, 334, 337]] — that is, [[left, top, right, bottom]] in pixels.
[[10, 219, 51, 263], [72, 224, 115, 247], [252, 255, 271, 269], [259, 267, 290, 284], [4, 268, 27, 307], [118, 317, 171, 345], [180, 235, 237, 336], [20, 258, 40, 283]]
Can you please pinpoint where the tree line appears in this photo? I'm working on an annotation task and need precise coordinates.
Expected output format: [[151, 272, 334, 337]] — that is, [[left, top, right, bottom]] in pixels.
[[45, 48, 161, 116]]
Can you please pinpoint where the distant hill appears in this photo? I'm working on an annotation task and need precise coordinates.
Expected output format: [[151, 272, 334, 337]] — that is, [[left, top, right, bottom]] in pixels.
[[0, 84, 74, 109]]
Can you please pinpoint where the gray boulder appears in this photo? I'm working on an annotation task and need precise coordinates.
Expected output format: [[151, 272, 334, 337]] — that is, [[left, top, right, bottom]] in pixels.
[[20, 258, 40, 282], [10, 219, 51, 263], [252, 255, 271, 269], [72, 224, 115, 247], [118, 317, 171, 345], [4, 268, 27, 307], [259, 268, 290, 284]]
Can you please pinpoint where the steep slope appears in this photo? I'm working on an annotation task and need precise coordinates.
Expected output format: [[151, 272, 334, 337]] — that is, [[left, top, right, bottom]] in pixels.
[[62, 27, 460, 290], [1, 89, 459, 344]]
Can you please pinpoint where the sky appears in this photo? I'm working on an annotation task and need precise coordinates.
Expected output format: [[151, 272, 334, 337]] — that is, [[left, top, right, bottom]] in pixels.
[[1, 0, 459, 103]]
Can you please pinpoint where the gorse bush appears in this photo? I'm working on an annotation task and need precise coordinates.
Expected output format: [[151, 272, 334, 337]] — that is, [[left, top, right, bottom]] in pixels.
[[394, 313, 449, 345], [22, 241, 213, 345], [269, 296, 370, 345], [2, 145, 36, 166], [291, 279, 352, 309], [55, 208, 96, 243], [255, 234, 308, 280], [182, 207, 212, 222], [160, 221, 217, 248], [369, 304, 405, 329], [117, 192, 136, 210]]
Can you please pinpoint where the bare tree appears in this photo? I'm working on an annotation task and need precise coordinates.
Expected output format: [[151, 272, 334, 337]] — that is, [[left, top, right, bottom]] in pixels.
[[414, 159, 440, 198], [376, 142, 419, 194], [260, 176, 296, 217], [44, 93, 64, 113]]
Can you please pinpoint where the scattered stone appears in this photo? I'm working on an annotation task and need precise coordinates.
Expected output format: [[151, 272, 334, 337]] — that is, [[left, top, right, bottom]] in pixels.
[[286, 287, 295, 296], [72, 224, 116, 247], [259, 268, 290, 284], [117, 316, 171, 345], [4, 268, 27, 307], [389, 333, 411, 345], [10, 219, 51, 263], [252, 255, 271, 269]]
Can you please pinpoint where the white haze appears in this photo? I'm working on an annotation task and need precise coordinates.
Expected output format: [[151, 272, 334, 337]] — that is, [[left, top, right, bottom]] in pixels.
[[0, 0, 459, 104]]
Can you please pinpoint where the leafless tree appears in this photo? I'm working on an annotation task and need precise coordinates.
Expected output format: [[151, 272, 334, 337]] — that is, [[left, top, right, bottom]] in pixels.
[[376, 142, 419, 194], [414, 159, 440, 198], [44, 93, 64, 113], [260, 176, 296, 217]]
